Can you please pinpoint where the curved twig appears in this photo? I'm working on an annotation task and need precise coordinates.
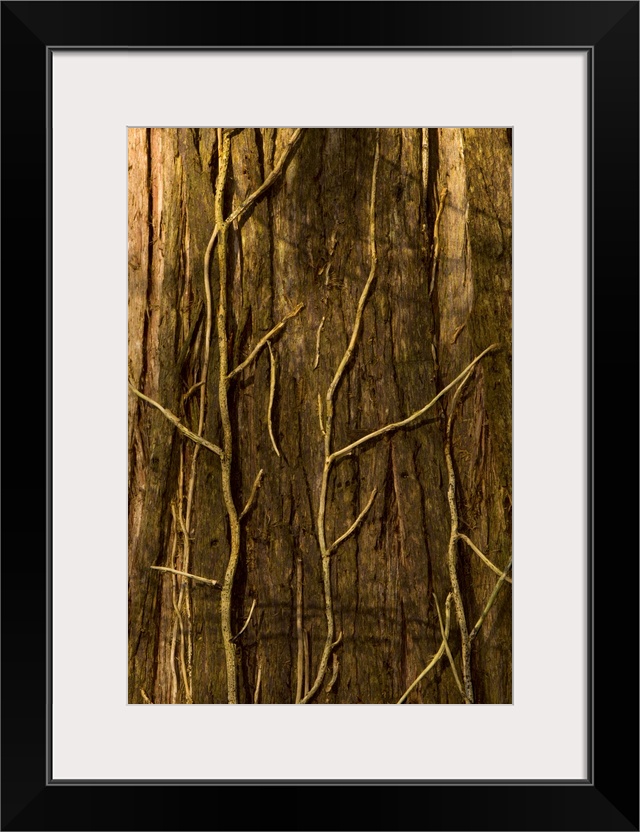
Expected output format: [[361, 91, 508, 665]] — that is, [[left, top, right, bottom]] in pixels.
[[469, 560, 513, 641], [326, 488, 378, 556], [230, 597, 257, 642], [429, 186, 448, 296], [434, 592, 465, 700], [239, 469, 265, 520], [313, 316, 325, 370], [266, 341, 280, 457], [329, 344, 499, 464]]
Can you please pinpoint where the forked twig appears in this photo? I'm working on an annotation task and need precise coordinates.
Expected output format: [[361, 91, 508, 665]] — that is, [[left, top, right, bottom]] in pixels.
[[329, 345, 498, 464], [295, 556, 305, 704], [172, 583, 192, 703], [266, 341, 280, 457], [135, 127, 306, 705], [214, 129, 243, 703], [254, 661, 263, 704], [299, 131, 381, 705]]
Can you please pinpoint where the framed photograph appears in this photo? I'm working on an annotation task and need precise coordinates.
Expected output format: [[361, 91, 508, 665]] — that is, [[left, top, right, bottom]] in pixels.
[[2, 2, 637, 830]]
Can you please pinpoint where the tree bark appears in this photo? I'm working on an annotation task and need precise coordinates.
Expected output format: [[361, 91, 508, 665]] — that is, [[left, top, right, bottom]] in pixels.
[[128, 127, 512, 704]]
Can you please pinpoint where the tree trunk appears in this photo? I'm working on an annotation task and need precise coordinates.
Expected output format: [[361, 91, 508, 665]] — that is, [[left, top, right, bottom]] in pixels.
[[128, 127, 512, 704]]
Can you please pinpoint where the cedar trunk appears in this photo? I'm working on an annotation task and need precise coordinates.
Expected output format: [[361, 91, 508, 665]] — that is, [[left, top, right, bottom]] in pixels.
[[128, 127, 512, 704]]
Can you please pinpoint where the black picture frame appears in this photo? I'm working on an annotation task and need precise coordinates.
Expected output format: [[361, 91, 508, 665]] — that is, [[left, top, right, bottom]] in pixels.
[[2, 2, 637, 830]]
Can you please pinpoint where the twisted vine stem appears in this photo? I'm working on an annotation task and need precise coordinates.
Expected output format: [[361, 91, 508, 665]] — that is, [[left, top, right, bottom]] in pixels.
[[133, 128, 306, 703], [299, 131, 381, 704]]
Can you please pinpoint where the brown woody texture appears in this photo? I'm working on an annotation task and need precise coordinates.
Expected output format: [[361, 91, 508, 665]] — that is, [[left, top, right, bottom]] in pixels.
[[128, 127, 512, 704]]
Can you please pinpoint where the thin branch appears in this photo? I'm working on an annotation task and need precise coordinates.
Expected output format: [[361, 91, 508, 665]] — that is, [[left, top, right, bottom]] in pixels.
[[230, 597, 257, 642], [457, 533, 512, 584], [451, 321, 467, 345], [397, 594, 453, 704], [172, 581, 192, 703], [175, 470, 195, 700], [129, 383, 224, 458], [226, 128, 306, 228], [210, 128, 306, 704], [176, 300, 204, 371], [295, 556, 304, 704], [239, 469, 265, 520], [317, 393, 325, 436], [167, 168, 224, 705], [227, 303, 304, 381], [150, 565, 222, 590], [202, 130, 307, 282], [266, 341, 280, 457], [324, 158, 380, 423], [214, 129, 242, 704], [469, 560, 513, 641], [184, 585, 194, 699], [421, 128, 429, 198], [168, 503, 181, 703], [299, 131, 381, 705], [429, 186, 448, 296], [325, 654, 340, 694], [303, 630, 310, 696], [183, 380, 204, 403], [313, 316, 325, 369], [445, 369, 475, 704], [170, 494, 194, 705], [434, 592, 465, 700], [140, 688, 153, 704], [326, 488, 378, 556], [330, 344, 499, 464], [253, 660, 263, 704]]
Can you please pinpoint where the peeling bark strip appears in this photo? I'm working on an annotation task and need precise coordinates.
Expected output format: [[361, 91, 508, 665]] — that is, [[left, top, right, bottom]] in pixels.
[[128, 128, 512, 704]]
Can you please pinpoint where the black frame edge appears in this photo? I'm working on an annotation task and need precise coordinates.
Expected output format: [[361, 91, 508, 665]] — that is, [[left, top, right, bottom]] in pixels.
[[1, 2, 638, 831]]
